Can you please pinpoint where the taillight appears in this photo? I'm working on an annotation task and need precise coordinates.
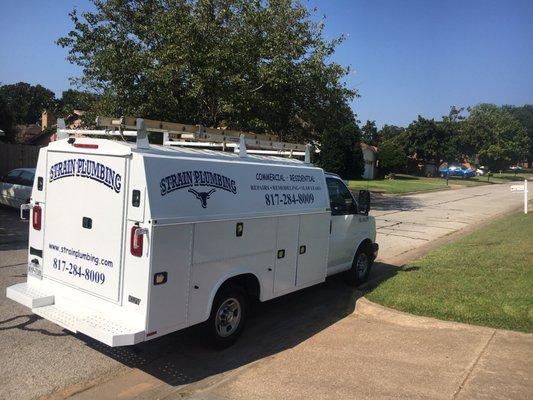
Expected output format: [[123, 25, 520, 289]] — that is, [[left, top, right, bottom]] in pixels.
[[130, 226, 143, 257], [73, 143, 99, 149], [32, 204, 42, 231]]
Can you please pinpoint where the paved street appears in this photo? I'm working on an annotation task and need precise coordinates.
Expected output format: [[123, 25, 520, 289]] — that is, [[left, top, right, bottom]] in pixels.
[[0, 182, 531, 400], [372, 181, 533, 264]]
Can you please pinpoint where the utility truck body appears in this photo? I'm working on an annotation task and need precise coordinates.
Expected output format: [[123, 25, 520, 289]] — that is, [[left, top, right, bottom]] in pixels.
[[7, 118, 378, 347]]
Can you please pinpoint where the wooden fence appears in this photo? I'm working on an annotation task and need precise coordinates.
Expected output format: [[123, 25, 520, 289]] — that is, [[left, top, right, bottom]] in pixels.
[[0, 143, 42, 176]]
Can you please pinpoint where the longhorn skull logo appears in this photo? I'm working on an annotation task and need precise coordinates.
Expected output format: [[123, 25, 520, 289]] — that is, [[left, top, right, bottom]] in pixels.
[[188, 188, 216, 208]]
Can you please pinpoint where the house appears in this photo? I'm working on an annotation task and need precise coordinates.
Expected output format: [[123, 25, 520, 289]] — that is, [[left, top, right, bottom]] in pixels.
[[15, 124, 42, 143], [360, 143, 378, 180], [21, 110, 86, 146]]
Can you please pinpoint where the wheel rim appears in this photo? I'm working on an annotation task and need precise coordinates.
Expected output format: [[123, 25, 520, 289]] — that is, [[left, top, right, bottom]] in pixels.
[[215, 297, 241, 338], [356, 253, 369, 279]]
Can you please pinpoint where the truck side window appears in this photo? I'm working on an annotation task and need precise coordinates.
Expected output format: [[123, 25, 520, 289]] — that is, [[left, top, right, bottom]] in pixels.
[[326, 177, 357, 215]]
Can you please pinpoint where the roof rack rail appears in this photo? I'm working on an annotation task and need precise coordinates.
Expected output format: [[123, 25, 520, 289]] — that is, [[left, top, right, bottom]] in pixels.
[[57, 116, 315, 163]]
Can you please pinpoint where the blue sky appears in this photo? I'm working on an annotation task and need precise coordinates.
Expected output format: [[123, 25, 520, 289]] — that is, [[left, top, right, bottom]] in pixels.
[[1, 0, 532, 127]]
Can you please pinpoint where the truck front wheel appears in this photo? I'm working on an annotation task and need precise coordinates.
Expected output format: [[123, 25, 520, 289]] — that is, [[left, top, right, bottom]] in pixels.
[[206, 285, 248, 349], [345, 246, 372, 287]]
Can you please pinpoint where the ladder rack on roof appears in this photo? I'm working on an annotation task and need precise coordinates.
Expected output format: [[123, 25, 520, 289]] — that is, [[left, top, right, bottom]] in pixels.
[[57, 116, 314, 163]]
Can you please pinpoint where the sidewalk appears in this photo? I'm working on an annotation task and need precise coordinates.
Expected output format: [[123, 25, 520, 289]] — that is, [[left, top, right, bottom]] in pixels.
[[65, 297, 533, 400], [179, 299, 532, 400]]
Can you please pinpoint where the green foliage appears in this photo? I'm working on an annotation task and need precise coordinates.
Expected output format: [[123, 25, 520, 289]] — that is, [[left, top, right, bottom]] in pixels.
[[361, 120, 378, 145], [58, 89, 98, 117], [57, 0, 357, 142], [404, 116, 454, 162], [464, 104, 529, 170], [0, 82, 56, 125], [317, 122, 364, 179], [397, 104, 529, 171], [378, 124, 405, 141], [503, 104, 533, 163], [0, 94, 16, 142], [378, 139, 406, 173]]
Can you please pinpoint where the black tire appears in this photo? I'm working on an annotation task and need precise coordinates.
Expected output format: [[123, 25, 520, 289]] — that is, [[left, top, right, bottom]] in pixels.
[[206, 285, 248, 349], [345, 245, 373, 287]]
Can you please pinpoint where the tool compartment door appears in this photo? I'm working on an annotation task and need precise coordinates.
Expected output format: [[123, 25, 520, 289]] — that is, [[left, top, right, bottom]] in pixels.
[[296, 213, 330, 286], [43, 152, 128, 302]]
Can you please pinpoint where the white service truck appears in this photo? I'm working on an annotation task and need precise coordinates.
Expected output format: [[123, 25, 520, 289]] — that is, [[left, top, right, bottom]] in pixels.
[[6, 118, 378, 348]]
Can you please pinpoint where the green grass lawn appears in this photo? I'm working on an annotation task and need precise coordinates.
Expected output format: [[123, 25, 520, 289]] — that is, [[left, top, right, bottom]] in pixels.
[[348, 172, 532, 194], [366, 212, 533, 332]]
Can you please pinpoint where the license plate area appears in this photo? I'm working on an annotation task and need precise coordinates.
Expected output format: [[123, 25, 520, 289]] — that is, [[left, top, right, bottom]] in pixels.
[[28, 261, 43, 280]]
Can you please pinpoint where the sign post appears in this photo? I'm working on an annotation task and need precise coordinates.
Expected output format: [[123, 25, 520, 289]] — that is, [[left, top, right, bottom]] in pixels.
[[525, 179, 528, 214], [510, 179, 528, 214]]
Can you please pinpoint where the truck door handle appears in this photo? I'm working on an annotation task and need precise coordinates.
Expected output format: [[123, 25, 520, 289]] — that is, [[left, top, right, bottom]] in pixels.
[[134, 228, 149, 249]]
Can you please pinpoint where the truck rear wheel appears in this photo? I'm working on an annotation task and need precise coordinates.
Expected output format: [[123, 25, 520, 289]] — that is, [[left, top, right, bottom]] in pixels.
[[345, 246, 372, 287], [206, 285, 248, 349]]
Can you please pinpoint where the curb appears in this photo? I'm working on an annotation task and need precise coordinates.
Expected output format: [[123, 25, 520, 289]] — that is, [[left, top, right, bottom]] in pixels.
[[354, 297, 533, 337]]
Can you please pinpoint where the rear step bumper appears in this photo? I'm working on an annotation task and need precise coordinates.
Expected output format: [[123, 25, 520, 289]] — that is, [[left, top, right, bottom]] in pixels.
[[6, 282, 145, 347]]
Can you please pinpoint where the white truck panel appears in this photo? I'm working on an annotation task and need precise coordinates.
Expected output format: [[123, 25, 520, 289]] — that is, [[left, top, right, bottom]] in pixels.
[[143, 156, 328, 222], [43, 151, 128, 302], [296, 213, 330, 286], [192, 218, 277, 265], [148, 224, 193, 332], [120, 219, 151, 317], [187, 251, 275, 326], [273, 215, 299, 294], [126, 155, 147, 223]]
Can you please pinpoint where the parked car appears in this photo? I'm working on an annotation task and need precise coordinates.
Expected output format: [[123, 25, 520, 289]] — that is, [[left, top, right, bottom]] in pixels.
[[439, 164, 475, 178], [0, 168, 35, 208], [476, 166, 488, 176], [509, 165, 523, 172]]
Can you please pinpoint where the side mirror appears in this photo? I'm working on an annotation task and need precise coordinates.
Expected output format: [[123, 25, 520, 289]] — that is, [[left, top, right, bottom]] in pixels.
[[358, 190, 371, 215], [330, 203, 344, 215]]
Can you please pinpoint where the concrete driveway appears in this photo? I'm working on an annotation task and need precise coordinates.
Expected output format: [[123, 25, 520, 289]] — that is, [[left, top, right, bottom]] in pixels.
[[0, 182, 532, 400]]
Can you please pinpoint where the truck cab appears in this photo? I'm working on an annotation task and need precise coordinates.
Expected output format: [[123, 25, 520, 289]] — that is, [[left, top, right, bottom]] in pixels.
[[325, 173, 378, 282]]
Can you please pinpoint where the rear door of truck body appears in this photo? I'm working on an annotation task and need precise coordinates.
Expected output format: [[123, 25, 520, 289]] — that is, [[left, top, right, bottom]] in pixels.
[[41, 141, 129, 303]]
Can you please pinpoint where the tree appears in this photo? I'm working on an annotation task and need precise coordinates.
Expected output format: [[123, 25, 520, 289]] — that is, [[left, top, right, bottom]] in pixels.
[[317, 122, 364, 179], [0, 82, 56, 125], [361, 120, 379, 145], [57, 0, 357, 143], [378, 124, 405, 141], [502, 105, 533, 164], [463, 104, 529, 170], [58, 89, 98, 116], [404, 116, 452, 162], [0, 94, 16, 142], [378, 138, 407, 174]]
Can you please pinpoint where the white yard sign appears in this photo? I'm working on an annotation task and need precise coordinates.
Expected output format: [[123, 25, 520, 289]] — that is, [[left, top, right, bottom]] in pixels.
[[510, 180, 528, 214]]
